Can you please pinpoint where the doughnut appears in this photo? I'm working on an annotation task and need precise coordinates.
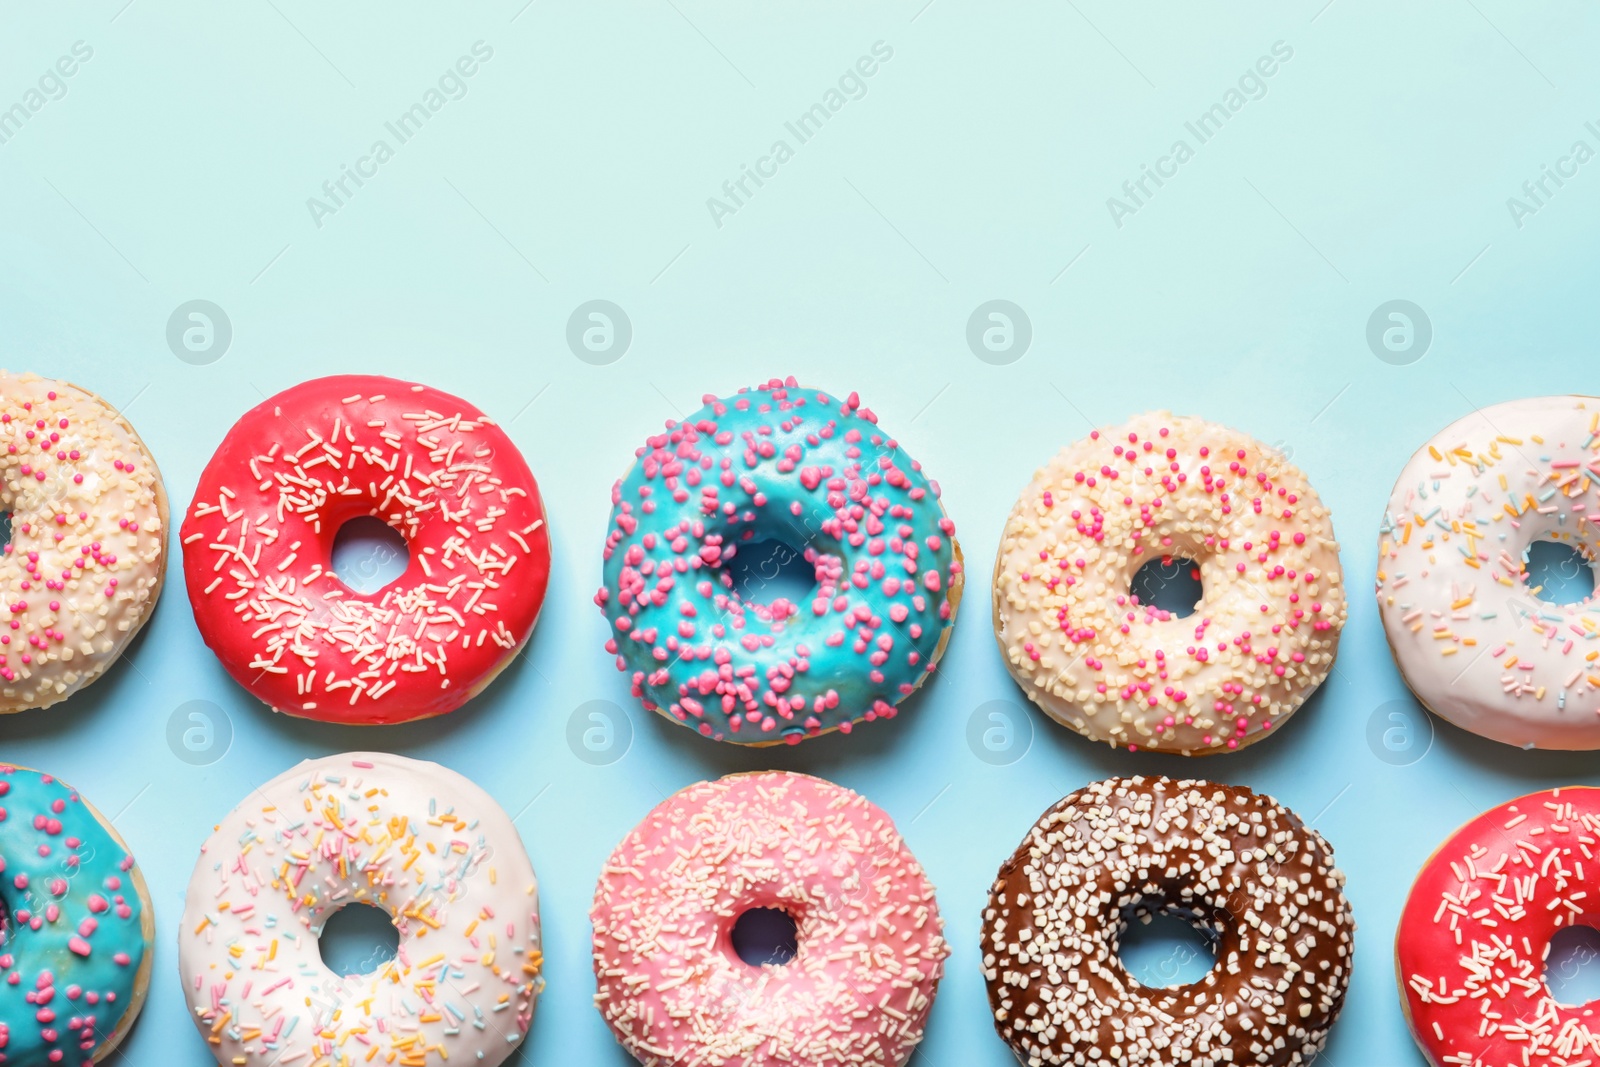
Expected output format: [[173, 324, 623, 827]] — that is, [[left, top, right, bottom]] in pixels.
[[982, 775, 1355, 1067], [992, 411, 1346, 754], [0, 371, 167, 713], [0, 763, 155, 1066], [590, 770, 948, 1066], [596, 376, 963, 745], [181, 375, 551, 725], [178, 752, 544, 1067], [1378, 395, 1600, 749], [1396, 786, 1600, 1065]]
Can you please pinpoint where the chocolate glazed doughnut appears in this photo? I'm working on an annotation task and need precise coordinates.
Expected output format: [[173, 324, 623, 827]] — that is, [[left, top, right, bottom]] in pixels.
[[981, 776, 1355, 1067]]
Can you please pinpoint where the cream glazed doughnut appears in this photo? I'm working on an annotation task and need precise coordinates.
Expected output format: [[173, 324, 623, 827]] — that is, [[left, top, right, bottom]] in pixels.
[[1396, 786, 1600, 1066], [181, 375, 551, 725], [993, 412, 1346, 754], [1378, 395, 1600, 749], [982, 776, 1356, 1067], [178, 752, 543, 1067], [590, 771, 948, 1067], [0, 371, 167, 713]]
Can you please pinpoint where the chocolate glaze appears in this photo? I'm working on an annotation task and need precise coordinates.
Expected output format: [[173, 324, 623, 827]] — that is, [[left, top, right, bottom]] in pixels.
[[981, 776, 1354, 1066]]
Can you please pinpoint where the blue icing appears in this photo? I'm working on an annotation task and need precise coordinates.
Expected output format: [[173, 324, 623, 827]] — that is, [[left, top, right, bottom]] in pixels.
[[598, 378, 962, 743], [0, 765, 146, 1066]]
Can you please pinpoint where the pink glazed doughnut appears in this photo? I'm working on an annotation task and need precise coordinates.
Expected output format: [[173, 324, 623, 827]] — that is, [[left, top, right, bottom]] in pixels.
[[590, 771, 948, 1067]]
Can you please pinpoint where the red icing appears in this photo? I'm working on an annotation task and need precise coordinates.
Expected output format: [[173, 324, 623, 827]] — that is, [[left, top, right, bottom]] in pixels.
[[180, 375, 550, 725], [1398, 786, 1600, 1065]]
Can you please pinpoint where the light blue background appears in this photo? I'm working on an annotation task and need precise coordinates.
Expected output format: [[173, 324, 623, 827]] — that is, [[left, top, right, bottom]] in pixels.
[[3, 2, 1600, 1064]]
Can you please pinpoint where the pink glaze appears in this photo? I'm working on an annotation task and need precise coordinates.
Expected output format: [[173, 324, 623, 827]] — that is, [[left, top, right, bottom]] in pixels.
[[590, 771, 948, 1067]]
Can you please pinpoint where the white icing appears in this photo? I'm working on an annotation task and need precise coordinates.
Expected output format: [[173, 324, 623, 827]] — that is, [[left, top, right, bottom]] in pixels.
[[1378, 394, 1600, 749], [178, 752, 542, 1066]]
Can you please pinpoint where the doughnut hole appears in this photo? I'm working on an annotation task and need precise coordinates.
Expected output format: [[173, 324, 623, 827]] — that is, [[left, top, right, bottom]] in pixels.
[[730, 906, 799, 967], [0, 511, 11, 553], [722, 537, 816, 614], [1116, 901, 1219, 988], [317, 902, 400, 977], [1129, 555, 1203, 619], [1525, 538, 1596, 606], [331, 516, 410, 594], [1545, 922, 1600, 1006]]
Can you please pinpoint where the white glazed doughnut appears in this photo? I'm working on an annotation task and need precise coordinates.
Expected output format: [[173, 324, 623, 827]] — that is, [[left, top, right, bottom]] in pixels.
[[993, 412, 1346, 754], [178, 752, 543, 1067], [1378, 394, 1600, 749], [0, 371, 167, 712]]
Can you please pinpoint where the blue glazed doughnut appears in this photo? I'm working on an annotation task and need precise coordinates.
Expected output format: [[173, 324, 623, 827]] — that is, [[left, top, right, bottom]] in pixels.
[[596, 377, 964, 744], [0, 764, 153, 1066]]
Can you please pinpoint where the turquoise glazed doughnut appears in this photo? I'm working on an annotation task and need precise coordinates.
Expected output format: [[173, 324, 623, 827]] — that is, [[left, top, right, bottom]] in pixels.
[[0, 764, 153, 1066], [597, 377, 964, 745]]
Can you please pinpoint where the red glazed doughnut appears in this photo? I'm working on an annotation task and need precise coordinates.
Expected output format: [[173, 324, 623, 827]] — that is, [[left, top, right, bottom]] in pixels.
[[1398, 786, 1600, 1066], [180, 375, 551, 724]]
